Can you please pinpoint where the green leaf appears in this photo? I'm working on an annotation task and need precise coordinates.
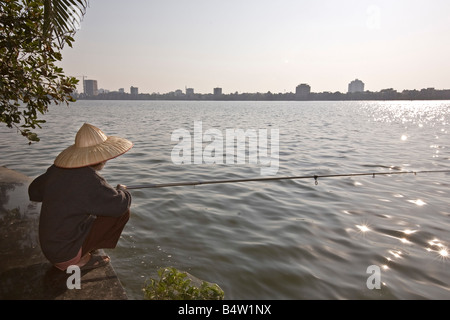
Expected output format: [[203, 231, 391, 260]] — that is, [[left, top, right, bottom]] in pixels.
[[143, 267, 225, 300], [1, 0, 81, 143], [43, 0, 88, 48]]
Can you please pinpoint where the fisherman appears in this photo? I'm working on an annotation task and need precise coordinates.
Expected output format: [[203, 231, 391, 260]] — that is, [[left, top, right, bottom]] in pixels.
[[28, 123, 133, 271]]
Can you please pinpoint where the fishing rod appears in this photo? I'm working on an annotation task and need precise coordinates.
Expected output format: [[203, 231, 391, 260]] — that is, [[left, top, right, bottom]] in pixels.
[[125, 169, 450, 190]]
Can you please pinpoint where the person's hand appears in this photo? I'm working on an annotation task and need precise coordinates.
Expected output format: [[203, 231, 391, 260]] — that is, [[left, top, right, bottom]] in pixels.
[[116, 184, 127, 190]]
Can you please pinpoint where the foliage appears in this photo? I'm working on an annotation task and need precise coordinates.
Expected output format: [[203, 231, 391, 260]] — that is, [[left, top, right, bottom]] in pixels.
[[143, 267, 225, 300], [43, 0, 88, 47], [0, 0, 87, 143]]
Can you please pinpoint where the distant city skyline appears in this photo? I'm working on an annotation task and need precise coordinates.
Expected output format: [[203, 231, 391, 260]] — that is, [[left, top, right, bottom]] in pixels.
[[78, 78, 350, 95], [76, 78, 450, 102], [77, 76, 450, 97], [61, 1, 450, 95], [77, 77, 445, 97]]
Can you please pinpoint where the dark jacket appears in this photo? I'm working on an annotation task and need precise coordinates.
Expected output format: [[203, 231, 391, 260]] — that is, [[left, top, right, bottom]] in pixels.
[[28, 165, 131, 264]]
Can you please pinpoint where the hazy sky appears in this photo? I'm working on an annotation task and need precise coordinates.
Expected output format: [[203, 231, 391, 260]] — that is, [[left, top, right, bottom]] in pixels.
[[61, 0, 450, 94]]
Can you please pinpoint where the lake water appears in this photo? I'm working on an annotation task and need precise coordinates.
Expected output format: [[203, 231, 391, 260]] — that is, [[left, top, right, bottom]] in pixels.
[[1, 100, 450, 300]]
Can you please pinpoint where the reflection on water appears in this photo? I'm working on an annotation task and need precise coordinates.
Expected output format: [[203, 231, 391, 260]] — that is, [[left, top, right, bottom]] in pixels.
[[1, 100, 450, 299], [364, 100, 450, 127], [356, 224, 371, 233], [427, 239, 450, 260], [408, 199, 426, 206]]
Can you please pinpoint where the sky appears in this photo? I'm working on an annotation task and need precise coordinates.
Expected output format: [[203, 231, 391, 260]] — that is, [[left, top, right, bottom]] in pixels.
[[60, 0, 450, 95]]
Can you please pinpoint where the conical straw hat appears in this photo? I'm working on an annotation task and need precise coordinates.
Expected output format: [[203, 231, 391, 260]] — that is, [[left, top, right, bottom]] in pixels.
[[54, 123, 133, 168]]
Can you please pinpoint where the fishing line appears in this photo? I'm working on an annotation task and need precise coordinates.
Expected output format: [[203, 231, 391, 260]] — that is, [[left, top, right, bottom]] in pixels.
[[125, 169, 450, 190]]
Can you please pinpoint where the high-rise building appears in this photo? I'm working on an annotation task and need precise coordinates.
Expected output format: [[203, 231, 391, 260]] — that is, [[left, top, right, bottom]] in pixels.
[[213, 87, 222, 96], [84, 79, 98, 96], [348, 79, 365, 93], [130, 86, 138, 95], [295, 83, 311, 98], [186, 87, 194, 97]]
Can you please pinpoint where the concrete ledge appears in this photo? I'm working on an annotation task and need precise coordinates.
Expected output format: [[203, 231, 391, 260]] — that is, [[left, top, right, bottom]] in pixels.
[[0, 166, 128, 300]]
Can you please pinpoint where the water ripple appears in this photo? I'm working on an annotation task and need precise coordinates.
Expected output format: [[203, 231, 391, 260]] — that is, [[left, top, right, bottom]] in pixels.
[[2, 100, 450, 299]]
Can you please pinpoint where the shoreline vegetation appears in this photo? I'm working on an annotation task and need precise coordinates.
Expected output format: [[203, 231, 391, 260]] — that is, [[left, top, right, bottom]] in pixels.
[[74, 87, 450, 102]]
